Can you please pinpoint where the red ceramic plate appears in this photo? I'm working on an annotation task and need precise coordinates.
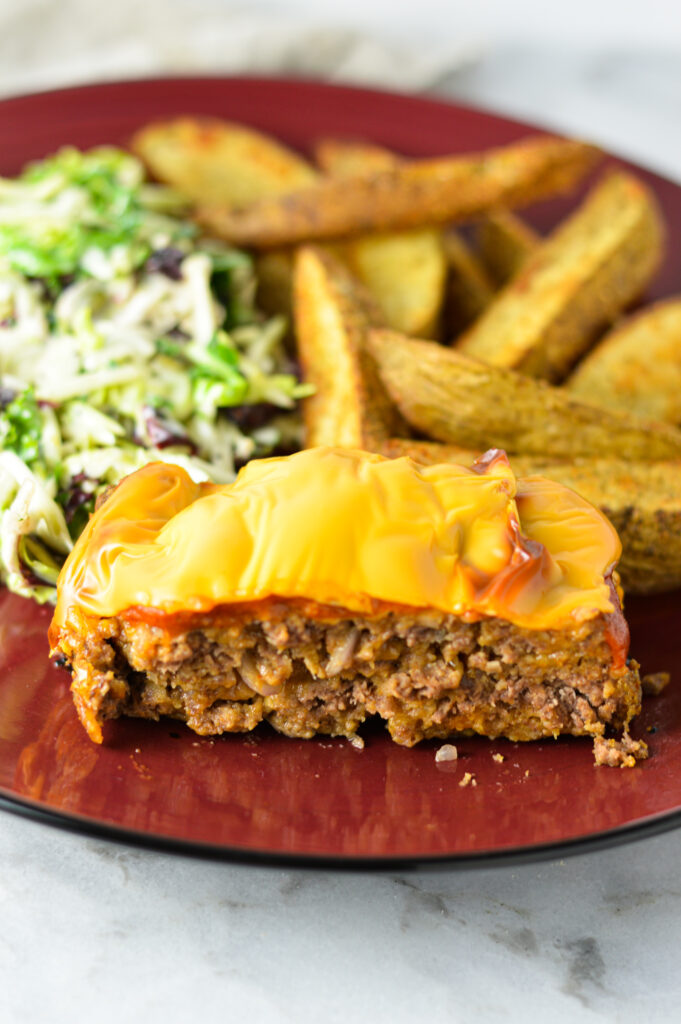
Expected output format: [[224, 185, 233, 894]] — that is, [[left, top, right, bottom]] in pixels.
[[1, 77, 680, 869]]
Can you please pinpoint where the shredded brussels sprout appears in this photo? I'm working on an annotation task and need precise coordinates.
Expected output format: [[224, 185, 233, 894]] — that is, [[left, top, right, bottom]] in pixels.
[[0, 146, 312, 602]]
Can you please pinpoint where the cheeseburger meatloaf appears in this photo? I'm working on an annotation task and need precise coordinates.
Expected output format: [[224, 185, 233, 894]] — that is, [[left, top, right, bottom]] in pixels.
[[49, 447, 646, 766]]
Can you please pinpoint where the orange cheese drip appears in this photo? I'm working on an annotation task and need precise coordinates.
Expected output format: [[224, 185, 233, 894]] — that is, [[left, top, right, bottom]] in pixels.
[[50, 447, 622, 636]]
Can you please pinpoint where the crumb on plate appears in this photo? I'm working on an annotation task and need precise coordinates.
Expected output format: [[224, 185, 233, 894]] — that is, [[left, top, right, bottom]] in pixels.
[[642, 672, 670, 697]]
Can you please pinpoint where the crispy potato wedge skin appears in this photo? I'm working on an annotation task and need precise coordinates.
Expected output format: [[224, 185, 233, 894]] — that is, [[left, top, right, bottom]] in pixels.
[[293, 247, 406, 449], [197, 136, 601, 247], [565, 299, 681, 423], [131, 117, 318, 205], [368, 328, 681, 460], [245, 139, 445, 338], [379, 438, 681, 594], [442, 231, 495, 337], [476, 209, 539, 285], [457, 171, 665, 381], [314, 139, 447, 338]]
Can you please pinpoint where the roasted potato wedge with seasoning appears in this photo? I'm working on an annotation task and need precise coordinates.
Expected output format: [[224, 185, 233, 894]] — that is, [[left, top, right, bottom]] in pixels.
[[314, 148, 499, 338], [131, 117, 318, 206], [293, 247, 406, 449], [457, 171, 664, 381], [476, 209, 540, 285], [197, 136, 601, 248], [314, 139, 447, 338], [367, 328, 681, 460], [442, 231, 495, 336], [378, 438, 681, 594], [565, 299, 681, 423]]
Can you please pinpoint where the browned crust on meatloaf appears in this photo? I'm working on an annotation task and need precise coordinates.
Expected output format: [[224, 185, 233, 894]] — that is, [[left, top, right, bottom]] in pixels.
[[52, 598, 644, 764]]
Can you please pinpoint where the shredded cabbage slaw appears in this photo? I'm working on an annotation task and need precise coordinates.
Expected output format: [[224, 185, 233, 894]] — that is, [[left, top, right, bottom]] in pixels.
[[0, 146, 311, 602]]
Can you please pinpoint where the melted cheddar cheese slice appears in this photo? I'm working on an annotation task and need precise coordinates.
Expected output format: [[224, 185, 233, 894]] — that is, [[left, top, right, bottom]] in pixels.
[[50, 447, 621, 633]]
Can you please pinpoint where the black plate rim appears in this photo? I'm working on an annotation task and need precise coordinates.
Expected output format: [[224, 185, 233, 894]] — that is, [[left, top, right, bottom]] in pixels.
[[3, 786, 681, 871]]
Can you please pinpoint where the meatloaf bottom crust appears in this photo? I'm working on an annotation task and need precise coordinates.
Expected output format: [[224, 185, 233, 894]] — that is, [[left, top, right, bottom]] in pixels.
[[55, 599, 645, 764]]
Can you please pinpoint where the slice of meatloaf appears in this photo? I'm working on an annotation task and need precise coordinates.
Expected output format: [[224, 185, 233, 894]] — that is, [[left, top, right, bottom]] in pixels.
[[54, 596, 645, 766]]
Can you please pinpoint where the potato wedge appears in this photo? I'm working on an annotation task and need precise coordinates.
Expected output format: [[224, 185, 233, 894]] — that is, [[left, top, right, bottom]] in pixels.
[[343, 230, 446, 339], [367, 328, 681, 460], [313, 138, 398, 176], [442, 231, 495, 337], [197, 136, 601, 247], [293, 247, 406, 448], [378, 437, 681, 594], [314, 148, 499, 338], [565, 299, 681, 423], [457, 171, 664, 381], [314, 139, 447, 339], [378, 437, 477, 464], [131, 117, 318, 205], [476, 209, 539, 285]]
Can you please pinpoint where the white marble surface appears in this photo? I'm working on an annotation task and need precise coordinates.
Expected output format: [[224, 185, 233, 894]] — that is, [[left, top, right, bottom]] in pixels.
[[445, 44, 681, 184], [4, 816, 681, 1022], [2, 12, 681, 1024]]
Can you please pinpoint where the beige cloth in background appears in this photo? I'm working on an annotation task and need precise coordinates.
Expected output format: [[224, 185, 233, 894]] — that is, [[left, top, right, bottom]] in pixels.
[[0, 0, 478, 97]]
